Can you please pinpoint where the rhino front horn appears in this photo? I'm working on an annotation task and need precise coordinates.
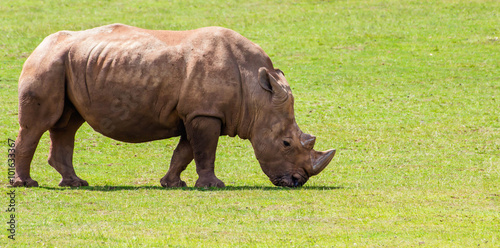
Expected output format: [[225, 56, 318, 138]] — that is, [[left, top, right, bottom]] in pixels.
[[311, 149, 336, 176]]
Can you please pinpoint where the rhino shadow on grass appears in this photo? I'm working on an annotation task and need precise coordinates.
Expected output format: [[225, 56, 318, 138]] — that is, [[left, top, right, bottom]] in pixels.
[[38, 185, 344, 191]]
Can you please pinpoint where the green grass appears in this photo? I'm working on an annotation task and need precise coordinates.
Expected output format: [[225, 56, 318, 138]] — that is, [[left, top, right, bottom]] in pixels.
[[1, 0, 499, 247]]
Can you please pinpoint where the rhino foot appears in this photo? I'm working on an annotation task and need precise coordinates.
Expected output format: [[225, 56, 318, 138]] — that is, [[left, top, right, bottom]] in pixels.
[[59, 177, 89, 187], [195, 177, 225, 188], [160, 178, 187, 188], [11, 178, 39, 187]]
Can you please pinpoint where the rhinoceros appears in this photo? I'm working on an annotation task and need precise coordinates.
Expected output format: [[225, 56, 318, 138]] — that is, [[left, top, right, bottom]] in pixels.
[[11, 24, 335, 188]]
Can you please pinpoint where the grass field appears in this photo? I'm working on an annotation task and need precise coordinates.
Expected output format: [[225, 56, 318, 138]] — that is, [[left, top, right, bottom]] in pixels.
[[1, 0, 499, 247]]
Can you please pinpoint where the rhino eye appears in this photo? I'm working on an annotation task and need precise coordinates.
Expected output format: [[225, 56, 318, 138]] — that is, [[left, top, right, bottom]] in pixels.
[[283, 141, 291, 147]]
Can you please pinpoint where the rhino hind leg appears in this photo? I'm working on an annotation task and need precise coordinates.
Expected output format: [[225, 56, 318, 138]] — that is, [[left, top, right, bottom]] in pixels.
[[187, 117, 225, 188], [13, 67, 68, 187], [48, 105, 88, 187], [160, 135, 193, 187], [11, 128, 45, 187]]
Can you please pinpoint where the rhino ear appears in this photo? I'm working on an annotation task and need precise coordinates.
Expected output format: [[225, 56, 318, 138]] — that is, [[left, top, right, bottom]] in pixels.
[[258, 67, 288, 101], [258, 67, 274, 93]]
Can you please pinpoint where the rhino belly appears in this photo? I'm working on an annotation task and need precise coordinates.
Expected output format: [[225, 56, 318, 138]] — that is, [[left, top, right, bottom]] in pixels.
[[70, 84, 183, 143]]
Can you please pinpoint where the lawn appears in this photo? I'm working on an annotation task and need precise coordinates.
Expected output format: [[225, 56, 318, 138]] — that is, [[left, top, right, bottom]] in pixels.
[[1, 0, 499, 247]]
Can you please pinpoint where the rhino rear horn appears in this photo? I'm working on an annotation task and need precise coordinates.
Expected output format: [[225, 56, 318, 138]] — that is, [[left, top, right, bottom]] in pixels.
[[300, 133, 316, 150], [311, 149, 336, 176], [258, 67, 288, 102]]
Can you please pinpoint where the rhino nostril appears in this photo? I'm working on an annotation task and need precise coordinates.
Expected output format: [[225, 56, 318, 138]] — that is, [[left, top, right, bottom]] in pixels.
[[291, 174, 303, 187]]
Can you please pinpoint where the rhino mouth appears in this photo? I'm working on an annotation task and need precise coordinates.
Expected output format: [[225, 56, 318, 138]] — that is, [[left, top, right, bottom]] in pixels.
[[271, 172, 309, 187]]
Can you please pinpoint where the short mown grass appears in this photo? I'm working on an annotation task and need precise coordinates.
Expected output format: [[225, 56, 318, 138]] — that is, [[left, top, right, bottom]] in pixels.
[[1, 0, 499, 247]]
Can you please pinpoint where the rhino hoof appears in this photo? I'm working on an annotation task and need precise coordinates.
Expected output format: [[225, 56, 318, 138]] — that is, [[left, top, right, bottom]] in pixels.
[[59, 178, 89, 187], [160, 179, 187, 188], [11, 178, 39, 187], [195, 178, 225, 188]]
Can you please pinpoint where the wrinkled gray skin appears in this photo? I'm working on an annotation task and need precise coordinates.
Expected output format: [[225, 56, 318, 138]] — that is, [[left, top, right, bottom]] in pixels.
[[11, 24, 335, 188]]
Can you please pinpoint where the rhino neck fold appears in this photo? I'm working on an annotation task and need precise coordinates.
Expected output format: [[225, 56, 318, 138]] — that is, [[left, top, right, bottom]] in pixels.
[[234, 74, 256, 140], [235, 103, 256, 140]]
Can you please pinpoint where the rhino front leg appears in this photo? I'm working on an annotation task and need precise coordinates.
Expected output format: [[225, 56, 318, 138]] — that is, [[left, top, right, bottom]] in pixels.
[[160, 135, 193, 187], [185, 116, 225, 188], [48, 109, 88, 187]]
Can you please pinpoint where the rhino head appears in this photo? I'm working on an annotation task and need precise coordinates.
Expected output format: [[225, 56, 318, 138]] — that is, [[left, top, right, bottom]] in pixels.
[[249, 67, 336, 187]]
